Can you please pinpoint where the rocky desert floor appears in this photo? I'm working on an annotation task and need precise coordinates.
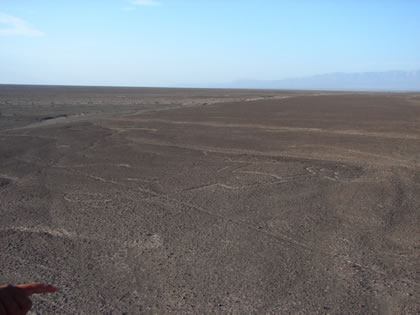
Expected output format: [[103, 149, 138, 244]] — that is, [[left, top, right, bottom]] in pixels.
[[0, 85, 419, 313]]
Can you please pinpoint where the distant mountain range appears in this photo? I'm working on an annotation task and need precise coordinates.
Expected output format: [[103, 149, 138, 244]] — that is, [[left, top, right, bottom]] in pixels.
[[186, 70, 420, 91]]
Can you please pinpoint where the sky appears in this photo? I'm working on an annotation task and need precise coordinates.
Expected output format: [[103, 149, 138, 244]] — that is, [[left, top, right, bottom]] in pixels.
[[0, 0, 419, 87]]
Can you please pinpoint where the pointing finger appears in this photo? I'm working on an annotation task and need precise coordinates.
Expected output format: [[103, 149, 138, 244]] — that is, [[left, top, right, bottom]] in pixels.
[[16, 283, 59, 296]]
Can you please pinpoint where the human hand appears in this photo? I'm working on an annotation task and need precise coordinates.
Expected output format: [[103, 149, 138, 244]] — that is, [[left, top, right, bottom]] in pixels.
[[0, 283, 58, 315]]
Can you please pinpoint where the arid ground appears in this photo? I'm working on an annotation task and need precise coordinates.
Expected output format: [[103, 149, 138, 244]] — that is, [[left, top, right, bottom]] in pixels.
[[0, 85, 419, 313]]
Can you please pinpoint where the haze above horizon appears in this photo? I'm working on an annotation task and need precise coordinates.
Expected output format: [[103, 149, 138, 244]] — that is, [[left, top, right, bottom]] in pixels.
[[1, 1, 419, 88]]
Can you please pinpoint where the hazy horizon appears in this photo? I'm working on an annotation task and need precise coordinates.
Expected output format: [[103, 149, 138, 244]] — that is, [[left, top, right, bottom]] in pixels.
[[1, 69, 420, 92], [1, 1, 420, 88]]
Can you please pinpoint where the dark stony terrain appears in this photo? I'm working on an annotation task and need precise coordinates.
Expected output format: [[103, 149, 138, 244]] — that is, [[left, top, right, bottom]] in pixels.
[[0, 85, 419, 313]]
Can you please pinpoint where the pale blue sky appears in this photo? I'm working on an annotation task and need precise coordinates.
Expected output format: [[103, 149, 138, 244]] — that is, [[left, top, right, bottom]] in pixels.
[[1, 0, 419, 86]]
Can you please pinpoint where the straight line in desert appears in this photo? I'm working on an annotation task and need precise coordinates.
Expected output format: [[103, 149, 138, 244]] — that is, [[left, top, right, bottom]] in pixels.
[[126, 137, 417, 168], [114, 118, 419, 140]]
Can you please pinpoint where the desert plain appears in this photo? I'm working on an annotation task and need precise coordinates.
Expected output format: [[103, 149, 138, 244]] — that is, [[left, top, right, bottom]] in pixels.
[[0, 85, 419, 313]]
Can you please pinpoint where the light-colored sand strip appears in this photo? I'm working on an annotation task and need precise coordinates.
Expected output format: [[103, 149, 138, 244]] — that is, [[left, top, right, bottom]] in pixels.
[[108, 127, 159, 132], [238, 170, 285, 180], [126, 137, 418, 168], [1, 225, 163, 253], [115, 118, 420, 140], [0, 173, 19, 181], [1, 225, 76, 239]]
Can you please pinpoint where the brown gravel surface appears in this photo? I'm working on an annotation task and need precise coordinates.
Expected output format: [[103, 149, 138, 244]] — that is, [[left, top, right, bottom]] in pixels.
[[0, 86, 419, 313]]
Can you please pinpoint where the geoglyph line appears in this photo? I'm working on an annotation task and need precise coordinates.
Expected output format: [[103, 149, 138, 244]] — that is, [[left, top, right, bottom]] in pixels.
[[120, 118, 420, 140]]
